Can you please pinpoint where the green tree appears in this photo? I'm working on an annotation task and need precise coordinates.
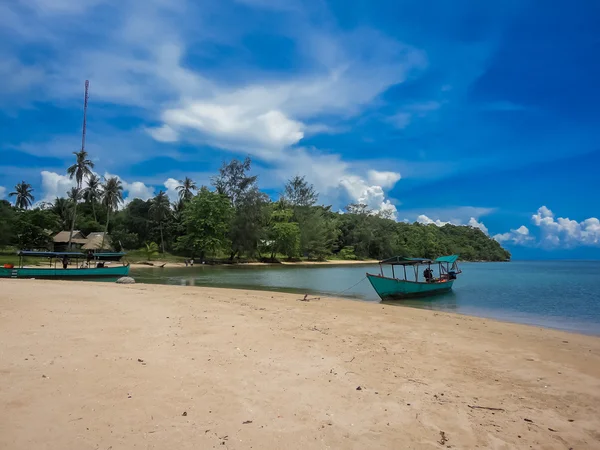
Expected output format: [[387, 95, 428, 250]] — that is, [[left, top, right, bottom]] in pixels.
[[149, 191, 171, 253], [100, 176, 123, 249], [283, 175, 318, 207], [0, 200, 16, 247], [66, 150, 94, 249], [9, 181, 35, 209], [176, 177, 198, 202], [177, 187, 233, 260], [212, 157, 267, 260], [12, 209, 59, 250], [268, 203, 300, 259], [82, 174, 101, 222]]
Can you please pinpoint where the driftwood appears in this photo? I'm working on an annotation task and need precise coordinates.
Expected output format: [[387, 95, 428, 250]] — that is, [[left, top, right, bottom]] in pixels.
[[468, 405, 505, 412], [299, 294, 321, 302]]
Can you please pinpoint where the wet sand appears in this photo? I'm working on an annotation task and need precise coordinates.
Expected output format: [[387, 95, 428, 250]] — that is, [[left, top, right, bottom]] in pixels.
[[1, 280, 599, 449]]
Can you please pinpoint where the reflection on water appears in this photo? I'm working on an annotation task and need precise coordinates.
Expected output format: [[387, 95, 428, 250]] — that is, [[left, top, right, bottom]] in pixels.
[[382, 290, 458, 311], [129, 261, 600, 335]]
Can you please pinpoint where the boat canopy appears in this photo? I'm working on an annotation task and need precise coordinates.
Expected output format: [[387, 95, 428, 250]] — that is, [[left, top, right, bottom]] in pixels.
[[380, 254, 459, 266], [18, 251, 85, 258], [434, 254, 459, 264], [379, 256, 433, 266]]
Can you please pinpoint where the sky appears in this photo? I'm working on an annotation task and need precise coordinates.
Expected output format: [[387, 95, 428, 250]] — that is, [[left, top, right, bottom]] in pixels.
[[0, 0, 599, 258]]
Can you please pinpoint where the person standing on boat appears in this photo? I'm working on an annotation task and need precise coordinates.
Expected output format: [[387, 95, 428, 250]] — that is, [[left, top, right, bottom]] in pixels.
[[62, 255, 69, 270], [424, 267, 433, 282]]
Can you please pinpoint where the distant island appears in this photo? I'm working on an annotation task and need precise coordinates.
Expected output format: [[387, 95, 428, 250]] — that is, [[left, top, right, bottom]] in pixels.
[[0, 156, 510, 264]]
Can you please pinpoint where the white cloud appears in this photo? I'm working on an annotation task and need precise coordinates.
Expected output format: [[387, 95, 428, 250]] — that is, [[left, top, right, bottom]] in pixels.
[[146, 124, 179, 143], [0, 186, 6, 199], [494, 206, 600, 248], [40, 171, 76, 203], [468, 217, 489, 235], [124, 181, 154, 203], [367, 170, 401, 189], [531, 206, 600, 247], [494, 225, 534, 245], [164, 178, 180, 202], [157, 103, 304, 157], [339, 175, 398, 219]]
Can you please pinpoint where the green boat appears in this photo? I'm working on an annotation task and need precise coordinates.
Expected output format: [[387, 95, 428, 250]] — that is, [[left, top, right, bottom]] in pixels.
[[367, 255, 461, 300], [0, 251, 130, 279]]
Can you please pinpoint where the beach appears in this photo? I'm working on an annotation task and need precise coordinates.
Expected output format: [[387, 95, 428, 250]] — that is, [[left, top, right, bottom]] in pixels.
[[1, 280, 599, 449]]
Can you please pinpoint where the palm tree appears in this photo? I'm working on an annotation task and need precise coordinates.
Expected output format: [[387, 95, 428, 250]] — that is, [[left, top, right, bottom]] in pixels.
[[82, 174, 101, 222], [100, 177, 123, 250], [149, 191, 171, 253], [52, 197, 73, 230], [176, 177, 198, 202], [9, 181, 34, 209], [66, 150, 94, 249], [67, 187, 81, 202]]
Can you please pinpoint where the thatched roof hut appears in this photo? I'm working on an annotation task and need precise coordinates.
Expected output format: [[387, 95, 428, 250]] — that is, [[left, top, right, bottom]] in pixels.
[[53, 230, 88, 245], [82, 232, 114, 251]]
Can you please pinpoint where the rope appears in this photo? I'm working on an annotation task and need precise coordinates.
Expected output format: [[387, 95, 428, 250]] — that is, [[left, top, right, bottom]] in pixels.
[[332, 276, 367, 296]]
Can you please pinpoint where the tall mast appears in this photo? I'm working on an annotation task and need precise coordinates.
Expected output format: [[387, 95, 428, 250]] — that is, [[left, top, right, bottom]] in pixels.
[[81, 80, 89, 152]]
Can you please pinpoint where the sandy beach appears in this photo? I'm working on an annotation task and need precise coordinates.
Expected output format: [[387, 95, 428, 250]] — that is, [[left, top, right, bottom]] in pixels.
[[1, 280, 599, 449]]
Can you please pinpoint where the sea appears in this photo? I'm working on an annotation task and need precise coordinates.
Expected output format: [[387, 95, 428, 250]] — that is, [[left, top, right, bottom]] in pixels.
[[130, 260, 600, 335]]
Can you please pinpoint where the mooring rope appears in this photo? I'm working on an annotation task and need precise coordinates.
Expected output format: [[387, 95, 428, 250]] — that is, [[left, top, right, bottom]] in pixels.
[[331, 276, 367, 296]]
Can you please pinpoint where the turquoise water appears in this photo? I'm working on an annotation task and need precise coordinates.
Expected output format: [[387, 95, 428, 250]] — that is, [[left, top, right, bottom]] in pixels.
[[131, 261, 600, 335]]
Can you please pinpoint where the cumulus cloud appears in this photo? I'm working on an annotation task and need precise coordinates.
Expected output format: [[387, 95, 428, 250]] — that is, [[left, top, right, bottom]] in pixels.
[[532, 206, 600, 247], [164, 178, 180, 202], [40, 170, 76, 203], [339, 173, 400, 219], [467, 217, 489, 235], [367, 170, 401, 188], [493, 225, 534, 245], [0, 186, 6, 199], [494, 206, 600, 248]]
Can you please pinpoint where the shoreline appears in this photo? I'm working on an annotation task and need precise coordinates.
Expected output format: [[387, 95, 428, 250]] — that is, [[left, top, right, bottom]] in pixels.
[[127, 259, 379, 269], [1, 279, 599, 449]]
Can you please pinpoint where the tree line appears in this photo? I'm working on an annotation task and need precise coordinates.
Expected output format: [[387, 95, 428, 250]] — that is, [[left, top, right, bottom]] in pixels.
[[1, 154, 511, 262]]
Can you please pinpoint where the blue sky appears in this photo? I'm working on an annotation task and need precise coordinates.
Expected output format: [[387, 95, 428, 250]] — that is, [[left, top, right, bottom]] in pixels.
[[0, 0, 599, 258]]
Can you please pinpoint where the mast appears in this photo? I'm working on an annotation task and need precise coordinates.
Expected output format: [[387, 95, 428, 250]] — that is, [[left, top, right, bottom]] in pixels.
[[81, 80, 89, 153]]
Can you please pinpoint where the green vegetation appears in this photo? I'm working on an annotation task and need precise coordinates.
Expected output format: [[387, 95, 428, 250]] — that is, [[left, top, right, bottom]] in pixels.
[[0, 157, 511, 263]]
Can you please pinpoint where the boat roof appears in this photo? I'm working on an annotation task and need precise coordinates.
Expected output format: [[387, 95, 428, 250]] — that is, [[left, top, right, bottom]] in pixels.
[[380, 254, 459, 265], [18, 251, 85, 258], [18, 251, 127, 258], [435, 254, 459, 264]]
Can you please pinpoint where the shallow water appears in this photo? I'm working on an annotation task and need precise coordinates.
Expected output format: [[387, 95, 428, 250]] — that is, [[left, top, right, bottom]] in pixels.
[[131, 261, 600, 335]]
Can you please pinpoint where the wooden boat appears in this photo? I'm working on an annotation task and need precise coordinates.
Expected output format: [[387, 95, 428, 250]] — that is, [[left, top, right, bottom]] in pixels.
[[0, 251, 130, 279], [367, 255, 461, 300]]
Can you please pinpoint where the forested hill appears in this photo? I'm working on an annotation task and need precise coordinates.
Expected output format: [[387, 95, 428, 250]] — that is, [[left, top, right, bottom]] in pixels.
[[0, 157, 510, 262]]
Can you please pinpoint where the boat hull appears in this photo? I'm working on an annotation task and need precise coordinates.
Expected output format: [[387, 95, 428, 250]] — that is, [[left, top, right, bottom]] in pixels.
[[366, 273, 454, 300], [0, 265, 130, 279]]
